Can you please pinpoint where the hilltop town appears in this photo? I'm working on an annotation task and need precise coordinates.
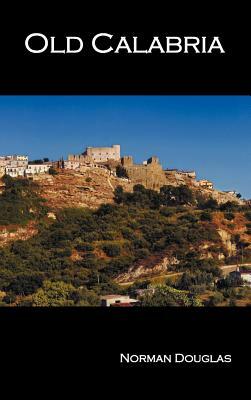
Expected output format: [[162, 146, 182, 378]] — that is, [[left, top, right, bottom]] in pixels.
[[0, 144, 247, 207]]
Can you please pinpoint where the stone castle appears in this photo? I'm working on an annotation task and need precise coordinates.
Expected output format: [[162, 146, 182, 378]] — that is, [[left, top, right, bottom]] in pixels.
[[66, 145, 202, 191], [0, 145, 241, 204], [68, 145, 120, 164], [65, 144, 244, 204], [121, 156, 167, 190]]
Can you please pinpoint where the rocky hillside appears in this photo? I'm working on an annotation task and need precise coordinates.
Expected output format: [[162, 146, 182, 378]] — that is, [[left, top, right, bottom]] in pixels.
[[33, 168, 133, 210], [0, 173, 250, 307], [32, 168, 242, 210], [0, 167, 244, 250]]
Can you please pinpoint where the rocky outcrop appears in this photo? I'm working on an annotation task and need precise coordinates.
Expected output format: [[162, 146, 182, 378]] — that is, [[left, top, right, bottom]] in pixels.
[[115, 255, 179, 283], [217, 228, 236, 256]]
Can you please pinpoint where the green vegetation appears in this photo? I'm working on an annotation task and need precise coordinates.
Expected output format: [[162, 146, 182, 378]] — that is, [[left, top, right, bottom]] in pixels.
[[48, 167, 58, 176], [0, 175, 48, 225], [140, 286, 202, 306], [224, 212, 235, 221], [29, 158, 49, 164], [0, 178, 250, 306], [116, 165, 128, 179], [114, 184, 194, 208]]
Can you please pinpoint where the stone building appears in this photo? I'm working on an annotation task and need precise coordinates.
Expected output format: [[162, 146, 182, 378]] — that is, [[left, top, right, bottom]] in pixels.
[[121, 155, 167, 190], [68, 144, 120, 164], [84, 144, 120, 162]]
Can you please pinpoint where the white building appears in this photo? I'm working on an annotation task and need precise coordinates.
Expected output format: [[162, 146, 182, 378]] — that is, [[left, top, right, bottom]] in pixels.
[[64, 160, 80, 170], [0, 155, 29, 168], [240, 271, 251, 285], [8, 160, 28, 168], [198, 179, 214, 190], [5, 166, 26, 178], [100, 294, 138, 307], [15, 155, 28, 161], [25, 164, 51, 175], [223, 190, 238, 197], [1, 155, 28, 161]]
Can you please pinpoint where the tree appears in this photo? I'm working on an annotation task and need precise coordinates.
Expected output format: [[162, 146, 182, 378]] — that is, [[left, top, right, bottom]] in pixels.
[[114, 186, 124, 204], [224, 212, 235, 221], [141, 286, 202, 307], [48, 167, 58, 176], [102, 243, 121, 257], [160, 185, 194, 206], [5, 274, 43, 296], [199, 198, 218, 210], [116, 165, 128, 178], [200, 211, 212, 221], [31, 281, 75, 306]]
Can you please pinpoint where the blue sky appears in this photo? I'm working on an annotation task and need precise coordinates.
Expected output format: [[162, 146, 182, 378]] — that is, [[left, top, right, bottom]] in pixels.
[[0, 96, 250, 198]]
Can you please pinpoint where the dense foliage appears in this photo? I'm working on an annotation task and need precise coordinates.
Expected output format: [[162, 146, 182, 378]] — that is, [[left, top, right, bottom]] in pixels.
[[0, 178, 250, 306], [0, 176, 48, 225]]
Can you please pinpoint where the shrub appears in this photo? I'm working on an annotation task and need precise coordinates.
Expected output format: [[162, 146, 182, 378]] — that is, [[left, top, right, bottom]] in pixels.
[[75, 243, 94, 252], [224, 212, 235, 221], [200, 211, 212, 222], [134, 248, 150, 260], [102, 243, 121, 257], [116, 165, 128, 179], [206, 292, 224, 306], [48, 167, 58, 176], [198, 198, 218, 210], [245, 212, 251, 221]]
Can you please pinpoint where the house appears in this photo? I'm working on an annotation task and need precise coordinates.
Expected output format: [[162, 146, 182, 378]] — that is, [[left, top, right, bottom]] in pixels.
[[25, 164, 51, 175], [64, 160, 80, 170], [100, 294, 139, 307], [223, 190, 239, 198], [230, 268, 251, 286], [179, 170, 196, 179], [0, 155, 29, 168], [198, 179, 213, 189], [5, 166, 26, 178], [239, 270, 251, 285]]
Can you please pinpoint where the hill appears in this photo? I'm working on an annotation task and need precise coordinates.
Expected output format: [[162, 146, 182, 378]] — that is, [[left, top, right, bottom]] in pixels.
[[0, 171, 250, 307]]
